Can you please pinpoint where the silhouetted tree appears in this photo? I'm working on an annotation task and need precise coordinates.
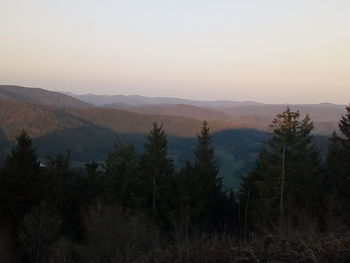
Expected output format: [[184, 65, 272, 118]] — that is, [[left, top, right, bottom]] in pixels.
[[327, 104, 350, 222], [241, 108, 322, 235], [139, 123, 174, 226], [103, 141, 138, 209], [190, 120, 225, 230], [0, 130, 43, 230]]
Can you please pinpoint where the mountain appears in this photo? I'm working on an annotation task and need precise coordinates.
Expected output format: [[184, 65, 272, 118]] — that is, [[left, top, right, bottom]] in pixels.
[[220, 104, 345, 134], [1, 86, 344, 138], [0, 85, 93, 108], [0, 91, 243, 140], [0, 97, 87, 140], [103, 102, 343, 134], [0, 85, 337, 189], [0, 94, 257, 188], [102, 103, 240, 121], [67, 91, 346, 134], [66, 92, 263, 108], [221, 104, 346, 122], [66, 107, 243, 137]]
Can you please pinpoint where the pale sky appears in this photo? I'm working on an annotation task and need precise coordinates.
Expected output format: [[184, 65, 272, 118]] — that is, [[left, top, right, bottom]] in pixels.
[[0, 0, 349, 104]]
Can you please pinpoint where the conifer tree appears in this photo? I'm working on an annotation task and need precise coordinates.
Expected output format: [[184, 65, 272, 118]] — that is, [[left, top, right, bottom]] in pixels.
[[327, 104, 350, 222], [174, 162, 194, 237], [239, 148, 268, 238], [0, 130, 42, 228], [139, 123, 174, 225], [191, 120, 224, 229], [241, 108, 322, 234], [104, 142, 138, 209]]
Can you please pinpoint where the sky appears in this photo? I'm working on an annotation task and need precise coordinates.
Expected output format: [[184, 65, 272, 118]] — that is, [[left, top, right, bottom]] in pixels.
[[0, 0, 349, 104]]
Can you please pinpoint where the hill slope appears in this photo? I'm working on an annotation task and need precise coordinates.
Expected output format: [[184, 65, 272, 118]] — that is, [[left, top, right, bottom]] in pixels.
[[67, 92, 262, 108], [0, 97, 87, 140], [222, 104, 345, 122], [0, 90, 332, 189], [0, 95, 244, 140], [0, 96, 263, 188], [0, 85, 93, 108], [67, 107, 243, 137], [103, 103, 239, 121]]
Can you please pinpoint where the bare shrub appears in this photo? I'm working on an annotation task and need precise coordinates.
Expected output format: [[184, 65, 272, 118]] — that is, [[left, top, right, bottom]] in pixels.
[[48, 236, 75, 263], [19, 202, 61, 263], [137, 231, 350, 263], [79, 205, 160, 263]]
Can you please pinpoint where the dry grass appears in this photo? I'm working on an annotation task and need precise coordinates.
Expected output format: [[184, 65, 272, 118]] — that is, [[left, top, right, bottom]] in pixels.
[[136, 231, 350, 263]]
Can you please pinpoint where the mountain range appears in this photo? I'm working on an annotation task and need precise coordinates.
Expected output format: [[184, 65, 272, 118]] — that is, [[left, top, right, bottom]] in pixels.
[[67, 91, 345, 135], [0, 85, 347, 188]]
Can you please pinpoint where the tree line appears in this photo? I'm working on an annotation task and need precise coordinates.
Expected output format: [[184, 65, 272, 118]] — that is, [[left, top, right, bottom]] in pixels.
[[0, 106, 349, 262]]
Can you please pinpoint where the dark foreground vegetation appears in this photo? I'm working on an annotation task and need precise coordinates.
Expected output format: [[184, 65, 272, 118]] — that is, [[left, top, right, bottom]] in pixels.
[[0, 106, 349, 263]]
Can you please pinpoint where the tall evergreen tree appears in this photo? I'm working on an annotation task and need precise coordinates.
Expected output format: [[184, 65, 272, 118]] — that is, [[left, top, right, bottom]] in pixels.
[[103, 142, 138, 209], [327, 104, 350, 222], [139, 123, 174, 225], [191, 120, 225, 230], [174, 162, 194, 237], [241, 108, 322, 234], [0, 130, 42, 229]]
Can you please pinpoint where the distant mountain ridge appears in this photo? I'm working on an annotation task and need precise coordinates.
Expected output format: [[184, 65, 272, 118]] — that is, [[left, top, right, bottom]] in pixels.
[[0, 86, 252, 188], [0, 85, 344, 188], [65, 92, 264, 108], [65, 92, 345, 134], [1, 86, 346, 136], [65, 91, 345, 109], [102, 103, 239, 121], [0, 86, 244, 141], [0, 85, 93, 108]]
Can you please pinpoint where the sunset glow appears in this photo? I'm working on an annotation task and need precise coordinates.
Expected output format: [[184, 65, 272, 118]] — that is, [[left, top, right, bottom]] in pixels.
[[1, 0, 349, 103]]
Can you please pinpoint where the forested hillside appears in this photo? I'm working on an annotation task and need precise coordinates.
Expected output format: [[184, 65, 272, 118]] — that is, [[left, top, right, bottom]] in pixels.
[[70, 91, 343, 135], [0, 87, 338, 189], [0, 106, 349, 262], [0, 85, 93, 108], [102, 103, 239, 121], [0, 95, 267, 188], [0, 97, 85, 140]]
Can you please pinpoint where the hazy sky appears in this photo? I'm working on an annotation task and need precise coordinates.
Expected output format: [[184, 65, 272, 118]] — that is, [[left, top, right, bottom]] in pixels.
[[1, 0, 349, 103]]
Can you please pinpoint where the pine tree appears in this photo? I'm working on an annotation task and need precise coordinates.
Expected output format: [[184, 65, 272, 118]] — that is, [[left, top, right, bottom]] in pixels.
[[0, 130, 42, 228], [191, 120, 225, 230], [139, 123, 174, 225], [173, 162, 194, 238], [194, 121, 219, 177], [103, 141, 138, 209], [239, 148, 268, 238], [241, 108, 322, 234], [327, 104, 350, 222]]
